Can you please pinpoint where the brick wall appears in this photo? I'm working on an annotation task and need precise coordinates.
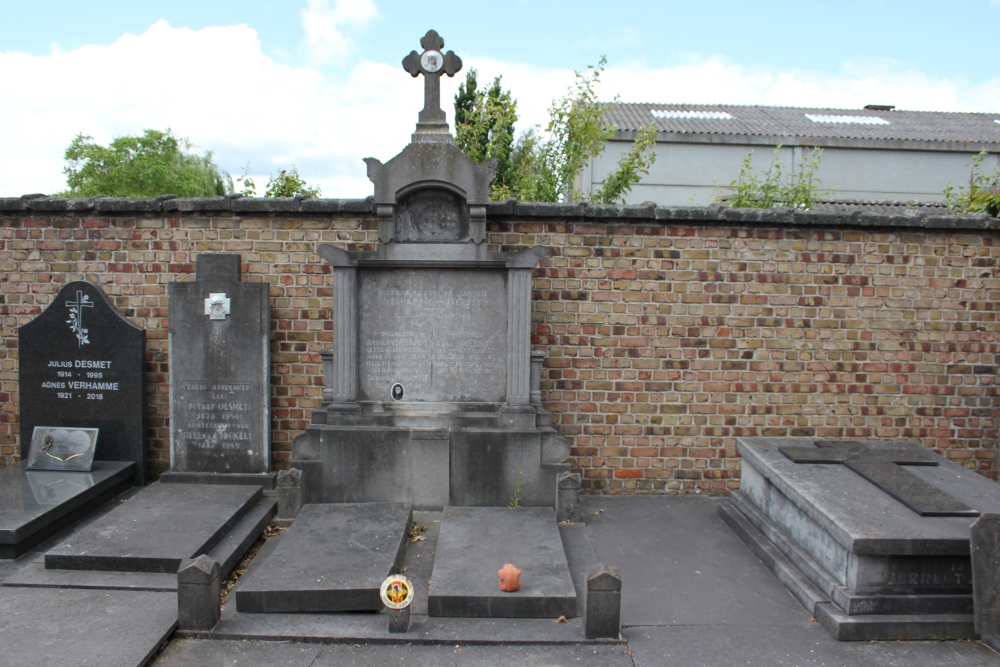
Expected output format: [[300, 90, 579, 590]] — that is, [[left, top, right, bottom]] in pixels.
[[2, 197, 998, 493]]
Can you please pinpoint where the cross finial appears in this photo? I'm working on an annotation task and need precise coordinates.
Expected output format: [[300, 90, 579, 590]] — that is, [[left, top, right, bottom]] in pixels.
[[401, 29, 462, 142]]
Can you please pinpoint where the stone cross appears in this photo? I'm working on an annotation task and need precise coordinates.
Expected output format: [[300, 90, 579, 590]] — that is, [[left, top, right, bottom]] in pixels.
[[402, 29, 462, 139], [779, 440, 979, 517]]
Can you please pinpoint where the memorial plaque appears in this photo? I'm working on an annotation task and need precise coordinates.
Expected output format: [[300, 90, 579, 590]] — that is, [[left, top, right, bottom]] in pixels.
[[19, 281, 146, 484], [26, 427, 98, 472], [358, 268, 507, 402], [169, 254, 270, 475]]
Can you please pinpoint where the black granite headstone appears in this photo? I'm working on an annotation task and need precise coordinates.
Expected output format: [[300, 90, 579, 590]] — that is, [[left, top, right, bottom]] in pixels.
[[19, 281, 146, 484], [168, 254, 270, 475]]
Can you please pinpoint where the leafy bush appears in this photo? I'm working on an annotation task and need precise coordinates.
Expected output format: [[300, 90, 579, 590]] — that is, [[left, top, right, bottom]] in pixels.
[[715, 145, 832, 209], [945, 151, 1000, 217]]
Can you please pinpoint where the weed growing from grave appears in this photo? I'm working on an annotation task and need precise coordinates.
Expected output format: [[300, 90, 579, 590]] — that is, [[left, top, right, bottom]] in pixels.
[[509, 471, 524, 508], [715, 145, 833, 210], [944, 151, 1000, 217]]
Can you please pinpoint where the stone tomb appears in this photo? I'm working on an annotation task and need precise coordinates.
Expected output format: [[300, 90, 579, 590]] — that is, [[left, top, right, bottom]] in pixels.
[[719, 437, 1000, 640], [292, 30, 569, 509], [44, 482, 275, 573], [3, 281, 144, 557], [19, 280, 146, 483], [427, 506, 577, 618], [235, 503, 411, 613], [164, 254, 273, 486]]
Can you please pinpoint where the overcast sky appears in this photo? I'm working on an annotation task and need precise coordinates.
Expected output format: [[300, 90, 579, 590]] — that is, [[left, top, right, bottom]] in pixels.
[[2, 0, 999, 197]]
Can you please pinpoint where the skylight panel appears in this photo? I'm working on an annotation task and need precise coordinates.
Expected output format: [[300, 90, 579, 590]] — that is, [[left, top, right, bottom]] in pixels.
[[650, 110, 734, 120], [805, 114, 890, 125]]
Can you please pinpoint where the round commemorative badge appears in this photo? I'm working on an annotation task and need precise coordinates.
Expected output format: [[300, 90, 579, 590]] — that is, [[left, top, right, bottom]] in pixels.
[[380, 574, 414, 610]]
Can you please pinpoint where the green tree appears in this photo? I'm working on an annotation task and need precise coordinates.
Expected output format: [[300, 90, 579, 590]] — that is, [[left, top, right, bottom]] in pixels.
[[62, 129, 232, 197], [944, 151, 1000, 217], [454, 57, 656, 204], [237, 165, 320, 198], [454, 69, 518, 198], [714, 145, 832, 209]]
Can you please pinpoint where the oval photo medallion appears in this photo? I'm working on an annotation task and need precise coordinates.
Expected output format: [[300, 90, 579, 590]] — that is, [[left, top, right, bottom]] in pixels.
[[380, 574, 414, 609], [420, 50, 443, 73]]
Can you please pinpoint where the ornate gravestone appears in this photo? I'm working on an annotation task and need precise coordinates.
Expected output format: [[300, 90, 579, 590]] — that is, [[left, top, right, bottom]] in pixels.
[[239, 30, 577, 622], [292, 30, 570, 508], [164, 254, 273, 486], [721, 437, 1000, 641]]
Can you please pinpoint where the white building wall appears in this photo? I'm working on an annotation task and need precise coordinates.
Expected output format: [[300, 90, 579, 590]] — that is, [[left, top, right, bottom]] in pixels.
[[583, 140, 1000, 206]]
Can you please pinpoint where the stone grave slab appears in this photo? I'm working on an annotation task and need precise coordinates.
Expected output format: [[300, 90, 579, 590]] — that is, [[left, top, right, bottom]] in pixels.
[[19, 280, 146, 484], [0, 460, 134, 559], [720, 437, 1000, 640], [0, 586, 176, 667], [44, 482, 264, 573], [427, 506, 576, 618], [165, 254, 272, 482], [235, 502, 411, 613]]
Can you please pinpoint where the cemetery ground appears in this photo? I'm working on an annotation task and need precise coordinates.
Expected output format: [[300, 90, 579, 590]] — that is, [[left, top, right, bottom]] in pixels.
[[1, 494, 996, 667]]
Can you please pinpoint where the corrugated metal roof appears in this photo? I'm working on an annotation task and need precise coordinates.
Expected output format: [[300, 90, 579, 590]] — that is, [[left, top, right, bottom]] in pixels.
[[605, 103, 1000, 147]]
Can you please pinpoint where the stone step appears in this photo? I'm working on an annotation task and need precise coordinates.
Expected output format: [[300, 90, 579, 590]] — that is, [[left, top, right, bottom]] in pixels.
[[427, 506, 576, 619], [235, 502, 411, 613], [44, 482, 265, 573], [0, 461, 134, 559]]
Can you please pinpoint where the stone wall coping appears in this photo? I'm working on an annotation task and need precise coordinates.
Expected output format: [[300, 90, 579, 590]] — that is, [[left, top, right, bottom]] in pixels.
[[0, 195, 997, 231]]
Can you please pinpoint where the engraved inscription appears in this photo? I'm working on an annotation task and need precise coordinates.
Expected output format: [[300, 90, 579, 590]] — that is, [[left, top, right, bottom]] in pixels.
[[358, 269, 507, 402], [176, 382, 255, 450]]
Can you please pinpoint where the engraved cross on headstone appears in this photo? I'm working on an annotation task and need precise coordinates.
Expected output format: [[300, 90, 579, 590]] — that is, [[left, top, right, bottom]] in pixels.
[[402, 29, 462, 140], [779, 440, 979, 517], [66, 290, 94, 347]]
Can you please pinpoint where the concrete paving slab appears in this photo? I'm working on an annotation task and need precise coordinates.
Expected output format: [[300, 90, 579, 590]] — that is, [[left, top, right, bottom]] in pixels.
[[624, 625, 1000, 667], [309, 642, 634, 666], [583, 495, 806, 627], [152, 638, 633, 667], [0, 585, 176, 667], [428, 506, 576, 618], [151, 638, 324, 666], [235, 502, 411, 612]]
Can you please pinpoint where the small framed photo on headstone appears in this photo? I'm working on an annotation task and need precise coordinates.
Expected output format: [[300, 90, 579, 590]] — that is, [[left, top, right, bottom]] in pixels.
[[26, 427, 99, 472]]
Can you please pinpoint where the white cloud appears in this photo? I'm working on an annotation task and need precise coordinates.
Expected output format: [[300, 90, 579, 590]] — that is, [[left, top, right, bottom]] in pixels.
[[300, 0, 379, 65], [0, 22, 997, 199]]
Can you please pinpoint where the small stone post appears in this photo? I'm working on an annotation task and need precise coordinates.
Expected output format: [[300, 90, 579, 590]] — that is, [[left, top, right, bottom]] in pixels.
[[177, 555, 221, 631], [971, 513, 1000, 651], [556, 471, 582, 523], [586, 564, 621, 639], [276, 467, 303, 523], [388, 606, 410, 633]]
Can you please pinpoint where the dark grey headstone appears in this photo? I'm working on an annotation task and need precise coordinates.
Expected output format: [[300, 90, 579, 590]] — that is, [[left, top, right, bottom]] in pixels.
[[235, 502, 411, 613], [971, 512, 1000, 651], [19, 280, 146, 484], [168, 254, 270, 475], [44, 482, 263, 572], [427, 506, 576, 618]]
